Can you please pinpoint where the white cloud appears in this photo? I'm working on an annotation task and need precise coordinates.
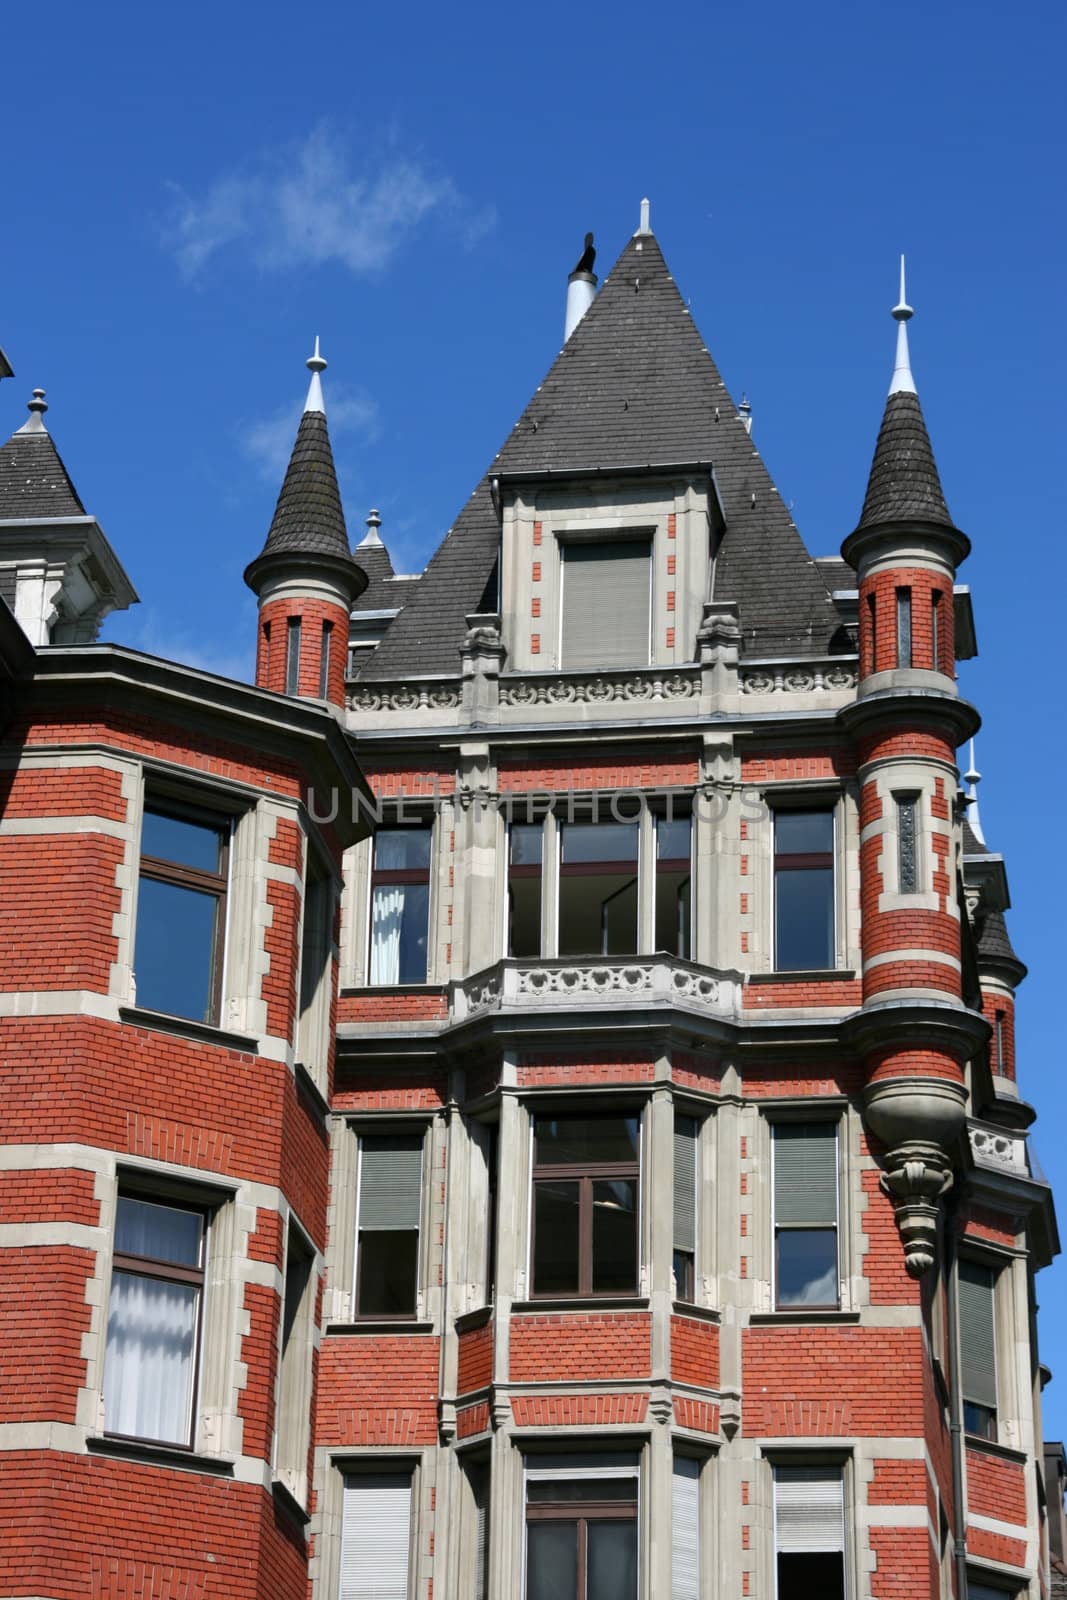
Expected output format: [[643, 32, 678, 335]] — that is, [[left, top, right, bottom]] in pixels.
[[165, 125, 495, 281], [240, 387, 381, 482]]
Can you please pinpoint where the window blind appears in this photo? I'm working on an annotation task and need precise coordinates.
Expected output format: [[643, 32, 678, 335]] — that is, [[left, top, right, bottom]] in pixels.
[[671, 1455, 700, 1599], [560, 541, 651, 669], [472, 1463, 489, 1600], [673, 1117, 698, 1255], [958, 1260, 997, 1409], [774, 1466, 844, 1553], [773, 1123, 837, 1227], [358, 1137, 423, 1230], [339, 1473, 412, 1600]]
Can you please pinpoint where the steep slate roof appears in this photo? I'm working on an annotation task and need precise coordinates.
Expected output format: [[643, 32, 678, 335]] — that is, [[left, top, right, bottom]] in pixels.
[[975, 908, 1027, 978], [252, 410, 352, 565], [363, 229, 842, 678], [0, 418, 86, 520], [856, 389, 953, 530]]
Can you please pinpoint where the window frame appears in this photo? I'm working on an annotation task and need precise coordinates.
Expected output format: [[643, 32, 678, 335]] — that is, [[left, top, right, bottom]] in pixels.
[[286, 616, 302, 695], [896, 585, 912, 669], [530, 1111, 642, 1300], [352, 1128, 426, 1321], [135, 795, 232, 1026], [557, 532, 653, 671], [367, 822, 434, 987], [894, 792, 921, 895], [673, 1111, 699, 1303], [958, 1255, 999, 1442], [771, 803, 838, 973], [103, 1189, 210, 1451], [771, 1460, 848, 1600], [523, 1452, 640, 1600], [337, 1462, 417, 1600], [771, 1119, 841, 1312], [297, 841, 335, 1090], [653, 812, 693, 959]]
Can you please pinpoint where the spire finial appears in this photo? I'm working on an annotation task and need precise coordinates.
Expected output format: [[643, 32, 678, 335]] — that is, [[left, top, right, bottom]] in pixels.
[[637, 197, 651, 235], [889, 255, 917, 396], [304, 337, 327, 415], [14, 387, 49, 435], [964, 737, 987, 847], [358, 507, 384, 548]]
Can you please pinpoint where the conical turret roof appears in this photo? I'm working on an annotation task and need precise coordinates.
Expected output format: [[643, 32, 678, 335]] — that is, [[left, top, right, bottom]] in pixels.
[[364, 225, 842, 677], [857, 388, 953, 530], [0, 392, 86, 520]]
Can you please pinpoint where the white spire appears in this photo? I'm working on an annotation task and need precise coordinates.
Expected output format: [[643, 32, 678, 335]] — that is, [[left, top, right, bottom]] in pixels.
[[14, 388, 49, 435], [964, 737, 987, 847], [636, 197, 651, 236], [889, 255, 917, 396], [358, 508, 383, 548], [304, 336, 327, 414]]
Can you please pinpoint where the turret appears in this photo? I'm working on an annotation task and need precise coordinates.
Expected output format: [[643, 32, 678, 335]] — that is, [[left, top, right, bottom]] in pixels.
[[841, 263, 984, 1275], [244, 341, 366, 706]]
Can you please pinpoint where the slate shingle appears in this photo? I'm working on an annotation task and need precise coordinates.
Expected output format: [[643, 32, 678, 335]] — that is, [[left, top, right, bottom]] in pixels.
[[365, 230, 842, 679], [254, 410, 352, 564], [0, 427, 85, 520], [857, 389, 953, 530]]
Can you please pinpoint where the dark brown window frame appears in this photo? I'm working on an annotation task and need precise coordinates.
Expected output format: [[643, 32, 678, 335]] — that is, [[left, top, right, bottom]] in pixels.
[[138, 799, 230, 1026], [531, 1116, 640, 1299], [525, 1485, 638, 1600], [772, 806, 836, 973], [105, 1193, 208, 1451]]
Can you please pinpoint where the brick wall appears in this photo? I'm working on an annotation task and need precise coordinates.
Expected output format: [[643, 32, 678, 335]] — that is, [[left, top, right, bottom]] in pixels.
[[510, 1312, 651, 1383]]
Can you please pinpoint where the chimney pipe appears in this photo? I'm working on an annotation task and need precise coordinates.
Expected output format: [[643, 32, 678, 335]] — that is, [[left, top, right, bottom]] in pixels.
[[564, 232, 598, 341]]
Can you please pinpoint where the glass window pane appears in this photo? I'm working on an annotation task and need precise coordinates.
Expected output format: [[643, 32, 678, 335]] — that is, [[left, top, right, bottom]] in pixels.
[[509, 876, 542, 958], [777, 1229, 838, 1307], [511, 825, 544, 866], [533, 1182, 580, 1295], [558, 870, 638, 957], [588, 1520, 639, 1600], [526, 1522, 578, 1600], [777, 1552, 845, 1599], [104, 1270, 198, 1443], [357, 1229, 419, 1316], [561, 823, 639, 864], [657, 817, 691, 861], [115, 1197, 203, 1266], [371, 883, 429, 984], [535, 1116, 640, 1166], [592, 1180, 637, 1293], [655, 869, 690, 957], [134, 875, 220, 1021], [141, 808, 225, 872], [527, 1479, 638, 1503], [374, 828, 432, 873], [775, 866, 834, 970], [774, 811, 833, 856]]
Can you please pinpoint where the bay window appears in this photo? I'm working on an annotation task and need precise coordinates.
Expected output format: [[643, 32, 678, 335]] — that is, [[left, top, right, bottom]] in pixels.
[[655, 815, 692, 957], [773, 808, 835, 971], [369, 826, 432, 985], [103, 1193, 206, 1447], [558, 821, 639, 957], [134, 799, 230, 1024], [531, 1113, 640, 1298], [773, 1122, 839, 1309], [525, 1453, 639, 1600]]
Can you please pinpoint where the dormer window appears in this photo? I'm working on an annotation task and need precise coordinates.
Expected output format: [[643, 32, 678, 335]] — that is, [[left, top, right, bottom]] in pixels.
[[560, 538, 651, 669]]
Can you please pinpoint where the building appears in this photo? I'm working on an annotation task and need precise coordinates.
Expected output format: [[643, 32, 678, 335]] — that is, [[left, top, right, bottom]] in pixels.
[[0, 209, 1060, 1598]]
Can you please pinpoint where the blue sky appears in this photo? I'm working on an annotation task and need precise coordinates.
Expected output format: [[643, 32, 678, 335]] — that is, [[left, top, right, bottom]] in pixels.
[[5, 0, 1066, 1430]]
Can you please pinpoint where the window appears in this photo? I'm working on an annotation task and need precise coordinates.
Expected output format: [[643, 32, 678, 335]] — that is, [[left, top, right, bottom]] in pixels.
[[867, 593, 877, 671], [773, 1123, 839, 1308], [994, 1010, 1006, 1075], [560, 540, 651, 670], [525, 1453, 639, 1600], [773, 809, 835, 971], [931, 591, 942, 671], [655, 816, 692, 957], [103, 1194, 206, 1447], [773, 1465, 845, 1598], [532, 1114, 640, 1297], [298, 851, 333, 1087], [558, 821, 639, 957], [672, 1455, 700, 1599], [969, 1581, 1017, 1600], [355, 1134, 423, 1317], [509, 822, 543, 957], [286, 617, 302, 695], [468, 1460, 491, 1600], [339, 1471, 413, 1600], [959, 1259, 998, 1439], [896, 794, 919, 893], [319, 621, 333, 698], [369, 826, 432, 985], [134, 800, 229, 1023], [896, 586, 912, 669], [275, 1221, 315, 1500], [673, 1114, 698, 1302]]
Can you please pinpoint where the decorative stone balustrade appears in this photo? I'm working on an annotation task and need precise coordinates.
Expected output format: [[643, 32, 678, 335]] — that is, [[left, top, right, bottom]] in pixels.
[[968, 1120, 1030, 1176], [451, 955, 743, 1023]]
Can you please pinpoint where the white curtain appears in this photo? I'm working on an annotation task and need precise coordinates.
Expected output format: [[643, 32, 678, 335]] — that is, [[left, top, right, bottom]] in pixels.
[[104, 1270, 198, 1443], [371, 886, 404, 985]]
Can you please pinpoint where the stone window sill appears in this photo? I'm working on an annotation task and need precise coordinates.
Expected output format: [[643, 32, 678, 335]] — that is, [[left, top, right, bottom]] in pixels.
[[325, 1319, 435, 1336], [671, 1301, 721, 1323], [512, 1296, 650, 1314], [272, 1476, 311, 1526], [748, 970, 856, 986], [455, 1305, 493, 1334], [120, 1005, 259, 1054], [87, 1433, 235, 1475], [963, 1433, 1029, 1465], [749, 1309, 861, 1325], [294, 1059, 329, 1120]]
